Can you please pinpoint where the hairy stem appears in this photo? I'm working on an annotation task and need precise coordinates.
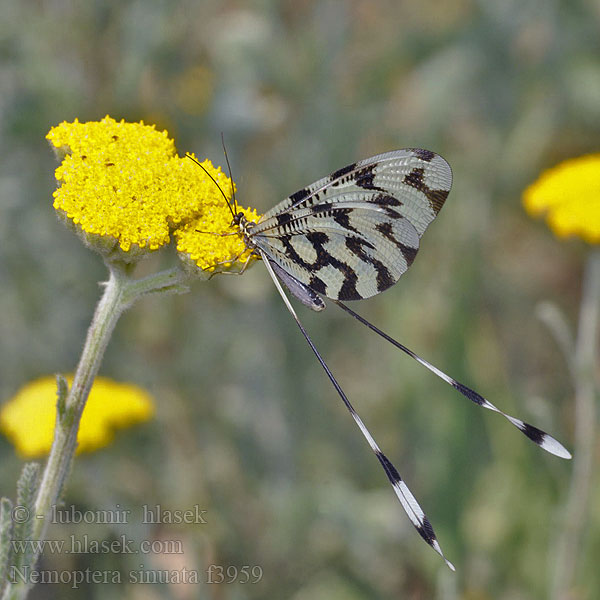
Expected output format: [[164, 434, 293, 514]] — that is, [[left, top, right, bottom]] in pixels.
[[32, 267, 127, 541], [3, 263, 192, 600], [551, 249, 600, 599]]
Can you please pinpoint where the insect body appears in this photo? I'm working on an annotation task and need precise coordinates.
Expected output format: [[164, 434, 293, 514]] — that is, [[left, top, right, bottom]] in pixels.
[[192, 149, 571, 571]]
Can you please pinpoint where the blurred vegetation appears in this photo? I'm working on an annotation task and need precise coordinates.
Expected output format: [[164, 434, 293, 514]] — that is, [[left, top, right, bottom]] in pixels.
[[1, 0, 599, 598]]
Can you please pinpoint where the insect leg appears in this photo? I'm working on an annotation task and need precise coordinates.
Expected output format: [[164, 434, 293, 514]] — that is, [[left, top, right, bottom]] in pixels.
[[201, 250, 258, 278], [194, 229, 239, 237]]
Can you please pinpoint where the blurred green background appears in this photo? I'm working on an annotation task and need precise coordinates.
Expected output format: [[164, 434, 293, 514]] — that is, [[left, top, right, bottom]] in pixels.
[[1, 1, 599, 598]]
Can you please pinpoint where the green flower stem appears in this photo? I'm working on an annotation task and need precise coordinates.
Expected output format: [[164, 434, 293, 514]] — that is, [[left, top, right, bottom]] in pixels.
[[121, 265, 197, 304], [32, 266, 126, 544], [551, 248, 600, 599], [3, 263, 192, 600]]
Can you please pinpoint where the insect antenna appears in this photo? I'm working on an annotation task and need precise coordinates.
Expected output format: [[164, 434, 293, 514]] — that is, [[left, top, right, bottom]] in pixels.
[[220, 133, 239, 215], [261, 252, 455, 571], [333, 301, 572, 460], [185, 153, 236, 221]]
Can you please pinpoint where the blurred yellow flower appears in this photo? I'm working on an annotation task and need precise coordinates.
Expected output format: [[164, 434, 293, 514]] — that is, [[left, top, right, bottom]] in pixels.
[[523, 154, 600, 243], [47, 116, 257, 268], [0, 376, 155, 458]]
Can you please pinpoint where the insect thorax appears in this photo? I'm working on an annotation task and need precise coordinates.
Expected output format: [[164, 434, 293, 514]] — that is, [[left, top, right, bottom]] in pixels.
[[235, 212, 258, 248]]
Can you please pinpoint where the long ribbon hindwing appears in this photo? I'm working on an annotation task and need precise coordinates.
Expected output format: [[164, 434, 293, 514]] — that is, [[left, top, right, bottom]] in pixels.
[[213, 147, 570, 570]]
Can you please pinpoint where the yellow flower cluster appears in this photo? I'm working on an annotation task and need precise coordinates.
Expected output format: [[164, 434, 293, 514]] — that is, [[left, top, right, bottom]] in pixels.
[[47, 116, 259, 268], [523, 154, 600, 243], [175, 199, 260, 271], [0, 376, 155, 457]]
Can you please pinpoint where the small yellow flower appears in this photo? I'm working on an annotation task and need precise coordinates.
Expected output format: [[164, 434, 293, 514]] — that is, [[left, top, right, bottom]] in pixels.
[[0, 376, 155, 458], [523, 154, 600, 243], [47, 116, 258, 267]]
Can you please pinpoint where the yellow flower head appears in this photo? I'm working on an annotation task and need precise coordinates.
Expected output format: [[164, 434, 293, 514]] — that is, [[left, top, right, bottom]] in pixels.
[[523, 154, 600, 243], [174, 161, 260, 271], [47, 116, 259, 269], [0, 376, 155, 458]]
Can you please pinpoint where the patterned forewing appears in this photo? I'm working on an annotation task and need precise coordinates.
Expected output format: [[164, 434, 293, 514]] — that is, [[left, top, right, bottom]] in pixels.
[[251, 206, 420, 300], [255, 148, 452, 238]]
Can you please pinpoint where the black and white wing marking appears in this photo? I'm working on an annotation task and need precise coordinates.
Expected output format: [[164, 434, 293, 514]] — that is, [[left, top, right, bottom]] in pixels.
[[334, 301, 573, 460], [247, 149, 451, 301]]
